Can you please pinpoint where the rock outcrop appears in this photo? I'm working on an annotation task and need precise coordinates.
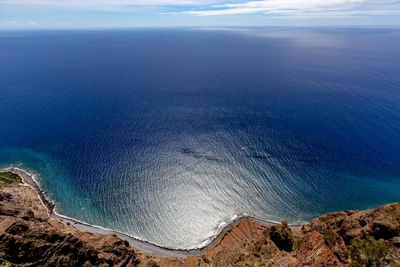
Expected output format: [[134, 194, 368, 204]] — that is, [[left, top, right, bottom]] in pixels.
[[296, 231, 342, 266], [302, 203, 400, 245]]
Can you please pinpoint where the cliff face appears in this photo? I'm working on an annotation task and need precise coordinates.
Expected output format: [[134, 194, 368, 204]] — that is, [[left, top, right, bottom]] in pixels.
[[1, 171, 400, 267], [0, 184, 139, 267], [300, 203, 400, 266], [170, 204, 400, 267], [303, 203, 400, 247]]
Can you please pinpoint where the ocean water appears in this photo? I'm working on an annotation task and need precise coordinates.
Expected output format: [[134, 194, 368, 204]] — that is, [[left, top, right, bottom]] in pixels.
[[1, 28, 400, 249]]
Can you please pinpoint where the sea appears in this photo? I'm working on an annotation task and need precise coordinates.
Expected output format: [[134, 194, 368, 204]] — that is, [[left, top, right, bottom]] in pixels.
[[0, 27, 400, 249]]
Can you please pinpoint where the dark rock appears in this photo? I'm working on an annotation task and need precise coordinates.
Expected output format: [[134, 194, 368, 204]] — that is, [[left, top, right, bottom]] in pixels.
[[371, 222, 397, 240], [393, 237, 400, 248], [6, 221, 29, 234], [0, 192, 12, 201], [21, 209, 35, 220], [268, 220, 293, 252]]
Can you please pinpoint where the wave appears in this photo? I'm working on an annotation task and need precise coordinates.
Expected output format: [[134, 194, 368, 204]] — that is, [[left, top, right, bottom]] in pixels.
[[1, 165, 296, 258]]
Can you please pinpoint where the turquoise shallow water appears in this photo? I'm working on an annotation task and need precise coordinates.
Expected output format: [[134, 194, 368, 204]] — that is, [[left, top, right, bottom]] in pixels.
[[1, 28, 400, 249]]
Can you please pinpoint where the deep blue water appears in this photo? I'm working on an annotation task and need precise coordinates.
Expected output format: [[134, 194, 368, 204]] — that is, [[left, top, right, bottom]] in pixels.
[[1, 28, 400, 249]]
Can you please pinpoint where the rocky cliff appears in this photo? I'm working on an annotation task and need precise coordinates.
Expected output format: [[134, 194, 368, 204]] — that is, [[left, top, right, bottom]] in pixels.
[[165, 204, 400, 267], [0, 172, 139, 267]]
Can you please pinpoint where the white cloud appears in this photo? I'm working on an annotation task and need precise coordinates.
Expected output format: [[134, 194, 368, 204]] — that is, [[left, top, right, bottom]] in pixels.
[[0, 21, 18, 27], [1, 0, 399, 18], [0, 0, 225, 9], [0, 20, 38, 27], [185, 0, 400, 17]]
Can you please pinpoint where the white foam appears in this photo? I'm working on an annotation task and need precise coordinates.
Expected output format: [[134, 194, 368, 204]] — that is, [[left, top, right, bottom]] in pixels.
[[1, 166, 300, 255]]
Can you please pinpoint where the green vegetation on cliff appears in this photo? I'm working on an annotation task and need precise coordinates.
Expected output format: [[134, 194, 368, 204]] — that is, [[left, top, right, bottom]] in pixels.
[[0, 172, 22, 188], [347, 236, 398, 267]]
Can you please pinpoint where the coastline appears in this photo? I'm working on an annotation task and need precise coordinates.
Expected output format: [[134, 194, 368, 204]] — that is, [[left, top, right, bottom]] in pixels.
[[3, 167, 400, 266], [1, 166, 288, 258]]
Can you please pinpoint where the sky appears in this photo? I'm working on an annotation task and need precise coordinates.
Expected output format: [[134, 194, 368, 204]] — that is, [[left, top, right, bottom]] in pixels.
[[1, 0, 400, 28]]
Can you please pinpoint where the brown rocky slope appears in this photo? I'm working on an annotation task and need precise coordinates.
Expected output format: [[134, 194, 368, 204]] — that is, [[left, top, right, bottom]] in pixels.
[[155, 204, 400, 267], [1, 171, 400, 266], [0, 172, 139, 267]]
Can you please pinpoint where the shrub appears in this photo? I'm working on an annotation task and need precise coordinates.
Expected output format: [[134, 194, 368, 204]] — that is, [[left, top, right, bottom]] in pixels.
[[0, 172, 22, 188], [0, 252, 11, 267], [293, 239, 302, 254], [347, 236, 396, 267], [322, 228, 340, 249]]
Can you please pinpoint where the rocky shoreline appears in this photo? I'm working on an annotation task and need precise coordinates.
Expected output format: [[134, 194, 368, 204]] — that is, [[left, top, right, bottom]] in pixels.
[[1, 168, 400, 266], [0, 170, 140, 266], [1, 167, 282, 258]]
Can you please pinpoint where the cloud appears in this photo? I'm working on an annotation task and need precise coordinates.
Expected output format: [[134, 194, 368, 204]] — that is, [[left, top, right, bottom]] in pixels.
[[185, 0, 400, 17], [0, 20, 38, 27], [0, 0, 225, 10], [1, 0, 400, 19], [0, 21, 18, 27]]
